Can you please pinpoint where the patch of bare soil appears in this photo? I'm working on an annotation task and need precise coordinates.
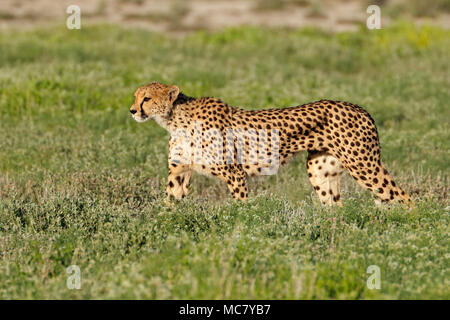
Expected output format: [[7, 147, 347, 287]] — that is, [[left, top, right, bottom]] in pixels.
[[0, 0, 449, 33]]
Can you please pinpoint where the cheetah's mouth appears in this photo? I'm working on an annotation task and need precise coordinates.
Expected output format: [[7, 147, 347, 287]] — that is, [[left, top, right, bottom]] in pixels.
[[132, 114, 150, 123]]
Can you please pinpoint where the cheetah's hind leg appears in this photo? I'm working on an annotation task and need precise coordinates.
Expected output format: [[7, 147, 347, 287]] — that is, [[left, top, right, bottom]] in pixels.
[[306, 151, 346, 206]]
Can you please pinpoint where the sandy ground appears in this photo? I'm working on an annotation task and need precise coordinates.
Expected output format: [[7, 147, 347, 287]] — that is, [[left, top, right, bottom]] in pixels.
[[0, 0, 449, 33]]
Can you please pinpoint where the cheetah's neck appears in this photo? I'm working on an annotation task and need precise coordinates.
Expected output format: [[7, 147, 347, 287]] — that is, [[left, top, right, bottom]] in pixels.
[[152, 114, 170, 131]]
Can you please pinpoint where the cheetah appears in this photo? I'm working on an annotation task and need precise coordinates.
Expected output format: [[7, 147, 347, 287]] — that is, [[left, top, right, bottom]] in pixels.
[[129, 82, 412, 206]]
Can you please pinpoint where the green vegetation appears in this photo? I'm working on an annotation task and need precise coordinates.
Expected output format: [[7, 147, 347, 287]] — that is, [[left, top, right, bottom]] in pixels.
[[0, 23, 448, 299]]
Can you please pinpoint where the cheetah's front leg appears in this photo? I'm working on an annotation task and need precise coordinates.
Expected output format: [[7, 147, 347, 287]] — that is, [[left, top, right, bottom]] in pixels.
[[221, 166, 248, 201], [166, 163, 193, 201]]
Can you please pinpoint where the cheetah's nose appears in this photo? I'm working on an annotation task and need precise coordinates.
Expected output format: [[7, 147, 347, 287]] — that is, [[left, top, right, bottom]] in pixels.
[[130, 109, 137, 114]]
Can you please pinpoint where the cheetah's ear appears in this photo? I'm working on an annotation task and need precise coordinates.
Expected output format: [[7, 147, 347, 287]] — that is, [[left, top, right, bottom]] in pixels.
[[167, 85, 180, 104]]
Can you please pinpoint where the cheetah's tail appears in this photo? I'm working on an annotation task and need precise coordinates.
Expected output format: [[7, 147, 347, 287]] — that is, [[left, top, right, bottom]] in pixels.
[[376, 165, 414, 208]]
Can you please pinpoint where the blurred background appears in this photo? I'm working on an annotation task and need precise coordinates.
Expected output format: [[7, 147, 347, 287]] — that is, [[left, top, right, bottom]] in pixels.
[[1, 0, 449, 32]]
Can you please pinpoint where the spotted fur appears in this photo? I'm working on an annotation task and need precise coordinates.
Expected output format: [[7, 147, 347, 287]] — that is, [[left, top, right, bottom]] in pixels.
[[130, 82, 412, 206]]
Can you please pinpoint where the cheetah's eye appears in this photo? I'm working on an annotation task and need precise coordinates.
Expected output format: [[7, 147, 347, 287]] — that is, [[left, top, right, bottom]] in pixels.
[[143, 97, 151, 102]]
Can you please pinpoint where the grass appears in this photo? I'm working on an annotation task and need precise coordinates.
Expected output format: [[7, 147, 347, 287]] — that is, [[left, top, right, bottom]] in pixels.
[[0, 22, 449, 299]]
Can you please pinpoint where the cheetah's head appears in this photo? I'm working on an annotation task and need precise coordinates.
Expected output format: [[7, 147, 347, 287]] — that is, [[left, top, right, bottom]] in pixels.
[[129, 82, 180, 123]]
